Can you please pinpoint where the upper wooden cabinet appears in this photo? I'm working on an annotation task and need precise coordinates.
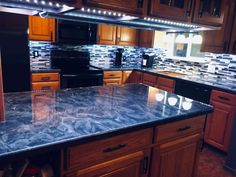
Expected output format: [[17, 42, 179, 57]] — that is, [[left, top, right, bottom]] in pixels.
[[201, 0, 235, 53], [139, 30, 154, 48], [98, 25, 117, 45], [229, 9, 236, 54], [28, 16, 56, 42], [192, 0, 229, 26], [97, 25, 139, 46], [117, 27, 139, 46], [149, 0, 193, 22], [83, 0, 148, 16]]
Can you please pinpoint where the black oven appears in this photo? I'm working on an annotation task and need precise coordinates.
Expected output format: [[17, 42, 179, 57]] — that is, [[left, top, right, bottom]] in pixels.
[[57, 20, 97, 45]]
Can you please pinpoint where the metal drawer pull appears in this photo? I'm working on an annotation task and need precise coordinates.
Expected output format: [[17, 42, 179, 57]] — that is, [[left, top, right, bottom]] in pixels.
[[218, 96, 230, 101], [177, 126, 191, 132], [42, 86, 51, 90], [103, 144, 127, 153], [41, 77, 50, 81]]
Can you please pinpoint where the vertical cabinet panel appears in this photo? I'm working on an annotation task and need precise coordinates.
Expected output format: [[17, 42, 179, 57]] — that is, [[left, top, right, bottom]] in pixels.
[[151, 134, 201, 177], [117, 27, 139, 46], [29, 16, 56, 42], [149, 0, 193, 21], [0, 54, 4, 122], [139, 30, 154, 48], [205, 100, 236, 151], [229, 10, 236, 54], [98, 25, 117, 45]]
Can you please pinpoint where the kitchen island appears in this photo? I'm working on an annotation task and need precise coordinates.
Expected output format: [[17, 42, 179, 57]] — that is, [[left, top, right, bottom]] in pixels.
[[0, 84, 212, 176]]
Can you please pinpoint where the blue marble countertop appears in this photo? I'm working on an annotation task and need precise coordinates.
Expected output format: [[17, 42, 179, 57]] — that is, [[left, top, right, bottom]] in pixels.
[[92, 64, 236, 94], [0, 84, 212, 159]]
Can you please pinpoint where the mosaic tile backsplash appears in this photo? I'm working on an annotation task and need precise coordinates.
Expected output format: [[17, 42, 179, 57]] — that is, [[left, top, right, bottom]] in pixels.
[[29, 41, 236, 80]]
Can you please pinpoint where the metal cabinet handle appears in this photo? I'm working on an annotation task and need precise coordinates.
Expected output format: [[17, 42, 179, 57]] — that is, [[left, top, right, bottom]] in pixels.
[[177, 126, 191, 132], [186, 0, 193, 16], [137, 0, 144, 8], [143, 156, 149, 174], [103, 144, 127, 153], [218, 96, 230, 101], [198, 0, 204, 18], [41, 86, 51, 90], [41, 77, 50, 81]]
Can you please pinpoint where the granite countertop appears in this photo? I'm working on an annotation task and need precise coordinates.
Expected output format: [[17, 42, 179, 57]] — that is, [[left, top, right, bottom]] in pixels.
[[0, 84, 212, 159], [30, 67, 61, 73], [92, 64, 236, 94]]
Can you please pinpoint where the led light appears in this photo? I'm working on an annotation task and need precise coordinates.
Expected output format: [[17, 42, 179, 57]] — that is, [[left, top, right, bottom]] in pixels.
[[48, 2, 52, 6], [103, 11, 107, 14], [108, 11, 111, 15], [41, 0, 45, 5], [122, 14, 126, 17], [81, 7, 85, 11], [147, 18, 150, 21], [33, 0, 37, 3], [56, 3, 60, 7], [87, 8, 90, 12], [144, 17, 147, 20], [118, 13, 121, 17], [113, 12, 117, 16], [26, 0, 30, 2], [92, 9, 96, 13], [98, 10, 101, 14]]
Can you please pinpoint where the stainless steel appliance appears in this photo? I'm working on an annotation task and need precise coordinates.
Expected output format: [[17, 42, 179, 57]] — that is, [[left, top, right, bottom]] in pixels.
[[57, 20, 97, 45], [141, 54, 154, 68], [51, 50, 103, 88]]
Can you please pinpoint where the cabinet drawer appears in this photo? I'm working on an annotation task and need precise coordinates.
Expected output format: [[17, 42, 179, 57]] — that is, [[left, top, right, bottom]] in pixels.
[[66, 128, 152, 170], [103, 78, 122, 85], [143, 73, 157, 86], [155, 115, 205, 143], [104, 71, 122, 79], [157, 77, 175, 88], [31, 73, 59, 82], [31, 81, 60, 91], [211, 90, 236, 106]]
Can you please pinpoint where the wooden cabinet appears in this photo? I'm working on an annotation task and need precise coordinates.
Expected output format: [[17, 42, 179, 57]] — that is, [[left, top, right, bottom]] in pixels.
[[201, 0, 235, 53], [122, 71, 143, 84], [122, 71, 132, 84], [156, 77, 175, 93], [205, 90, 236, 152], [151, 115, 205, 177], [192, 0, 229, 26], [139, 30, 154, 48], [229, 9, 236, 54], [83, 0, 148, 16], [97, 25, 139, 46], [29, 16, 56, 42], [103, 71, 123, 85], [149, 0, 193, 22], [142, 73, 157, 87], [117, 27, 139, 46], [98, 25, 117, 45], [63, 129, 152, 177], [31, 72, 60, 91]]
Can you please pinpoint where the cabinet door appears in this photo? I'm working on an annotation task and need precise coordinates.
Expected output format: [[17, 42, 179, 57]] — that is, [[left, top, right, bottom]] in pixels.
[[192, 0, 229, 26], [204, 100, 236, 152], [66, 151, 149, 177], [122, 71, 132, 84], [151, 133, 201, 177], [104, 78, 122, 85], [201, 0, 235, 53], [98, 25, 117, 45], [129, 71, 143, 83], [139, 30, 154, 48], [84, 0, 148, 16], [149, 0, 193, 22], [229, 10, 236, 54], [117, 27, 138, 46], [29, 16, 56, 42]]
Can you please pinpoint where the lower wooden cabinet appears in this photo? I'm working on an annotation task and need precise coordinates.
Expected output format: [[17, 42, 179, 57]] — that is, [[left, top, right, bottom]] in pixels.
[[103, 71, 123, 85], [142, 73, 157, 87], [31, 72, 60, 91], [151, 133, 201, 177], [156, 77, 175, 93], [204, 90, 236, 152]]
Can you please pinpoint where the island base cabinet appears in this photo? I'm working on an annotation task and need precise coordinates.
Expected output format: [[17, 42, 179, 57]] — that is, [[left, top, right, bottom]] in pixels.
[[65, 150, 150, 177], [151, 133, 201, 177]]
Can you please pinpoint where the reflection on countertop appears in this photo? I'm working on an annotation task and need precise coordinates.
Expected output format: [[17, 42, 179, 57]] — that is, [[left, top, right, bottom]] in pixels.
[[0, 84, 212, 159]]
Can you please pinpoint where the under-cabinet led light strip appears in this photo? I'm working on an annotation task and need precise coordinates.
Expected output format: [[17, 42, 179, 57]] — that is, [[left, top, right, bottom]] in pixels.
[[80, 7, 126, 17], [143, 17, 199, 28]]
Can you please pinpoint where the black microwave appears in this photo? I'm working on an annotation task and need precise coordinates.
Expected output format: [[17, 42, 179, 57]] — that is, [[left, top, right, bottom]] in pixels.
[[57, 20, 97, 45]]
